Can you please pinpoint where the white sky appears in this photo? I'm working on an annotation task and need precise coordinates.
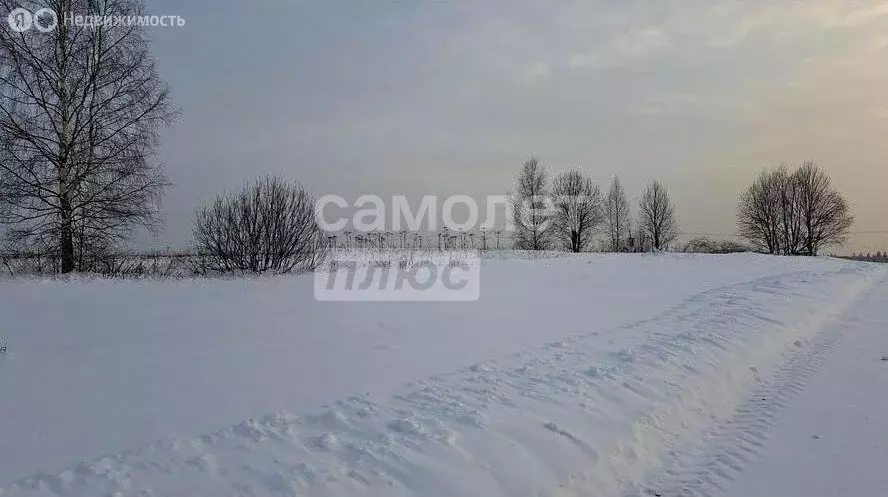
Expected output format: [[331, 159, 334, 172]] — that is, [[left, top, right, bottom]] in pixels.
[[146, 0, 888, 253]]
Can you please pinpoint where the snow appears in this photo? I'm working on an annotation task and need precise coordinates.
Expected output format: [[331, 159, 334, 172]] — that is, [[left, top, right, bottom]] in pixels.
[[719, 280, 888, 497], [0, 253, 885, 496]]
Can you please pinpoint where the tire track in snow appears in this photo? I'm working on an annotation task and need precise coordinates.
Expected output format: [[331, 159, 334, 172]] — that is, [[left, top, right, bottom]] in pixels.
[[637, 273, 884, 497]]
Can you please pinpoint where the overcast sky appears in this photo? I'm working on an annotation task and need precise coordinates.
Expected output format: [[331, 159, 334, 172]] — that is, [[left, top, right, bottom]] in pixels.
[[145, 0, 888, 253]]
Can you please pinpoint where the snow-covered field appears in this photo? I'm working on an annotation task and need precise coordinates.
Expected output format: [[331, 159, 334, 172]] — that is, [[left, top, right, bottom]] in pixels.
[[0, 254, 885, 496]]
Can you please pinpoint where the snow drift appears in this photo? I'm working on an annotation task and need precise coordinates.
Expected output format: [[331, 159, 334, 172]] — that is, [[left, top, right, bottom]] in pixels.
[[0, 253, 883, 496]]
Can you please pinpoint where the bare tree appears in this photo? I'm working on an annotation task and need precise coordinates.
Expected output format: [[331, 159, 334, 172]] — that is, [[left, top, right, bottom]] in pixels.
[[737, 168, 783, 254], [793, 161, 853, 255], [193, 176, 327, 274], [737, 161, 852, 256], [551, 169, 602, 253], [0, 0, 174, 273], [638, 180, 678, 251], [604, 175, 630, 252], [510, 157, 552, 251]]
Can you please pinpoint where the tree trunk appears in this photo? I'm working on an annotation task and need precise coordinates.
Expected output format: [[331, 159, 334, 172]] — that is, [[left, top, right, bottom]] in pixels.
[[59, 195, 75, 273]]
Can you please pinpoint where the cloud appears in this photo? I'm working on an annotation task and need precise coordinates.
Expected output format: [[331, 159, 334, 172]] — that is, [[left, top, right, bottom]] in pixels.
[[691, 1, 888, 47], [569, 26, 671, 69]]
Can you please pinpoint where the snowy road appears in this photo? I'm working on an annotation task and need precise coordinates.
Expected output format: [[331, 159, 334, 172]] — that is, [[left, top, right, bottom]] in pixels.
[[0, 254, 885, 496], [639, 267, 888, 496], [718, 274, 888, 497]]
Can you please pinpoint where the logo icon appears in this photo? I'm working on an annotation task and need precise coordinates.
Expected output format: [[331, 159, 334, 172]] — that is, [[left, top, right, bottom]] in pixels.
[[6, 7, 57, 32], [33, 8, 57, 32], [7, 7, 32, 32]]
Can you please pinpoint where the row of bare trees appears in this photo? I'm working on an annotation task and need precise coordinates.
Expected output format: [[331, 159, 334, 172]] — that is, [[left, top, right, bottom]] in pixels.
[[510, 157, 679, 253], [737, 161, 853, 256]]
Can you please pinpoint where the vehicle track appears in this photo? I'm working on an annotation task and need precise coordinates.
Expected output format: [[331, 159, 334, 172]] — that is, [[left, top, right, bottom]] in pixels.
[[639, 277, 882, 497]]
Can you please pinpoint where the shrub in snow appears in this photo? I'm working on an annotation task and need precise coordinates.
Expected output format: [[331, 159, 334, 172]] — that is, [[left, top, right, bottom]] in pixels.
[[682, 237, 753, 254], [192, 176, 328, 274]]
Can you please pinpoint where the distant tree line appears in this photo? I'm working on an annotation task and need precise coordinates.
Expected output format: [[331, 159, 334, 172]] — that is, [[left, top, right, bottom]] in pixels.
[[506, 157, 856, 257], [844, 252, 888, 263], [509, 157, 678, 253]]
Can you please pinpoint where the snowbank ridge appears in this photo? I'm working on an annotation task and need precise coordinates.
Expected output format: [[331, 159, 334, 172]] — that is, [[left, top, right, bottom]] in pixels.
[[1, 262, 883, 497]]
